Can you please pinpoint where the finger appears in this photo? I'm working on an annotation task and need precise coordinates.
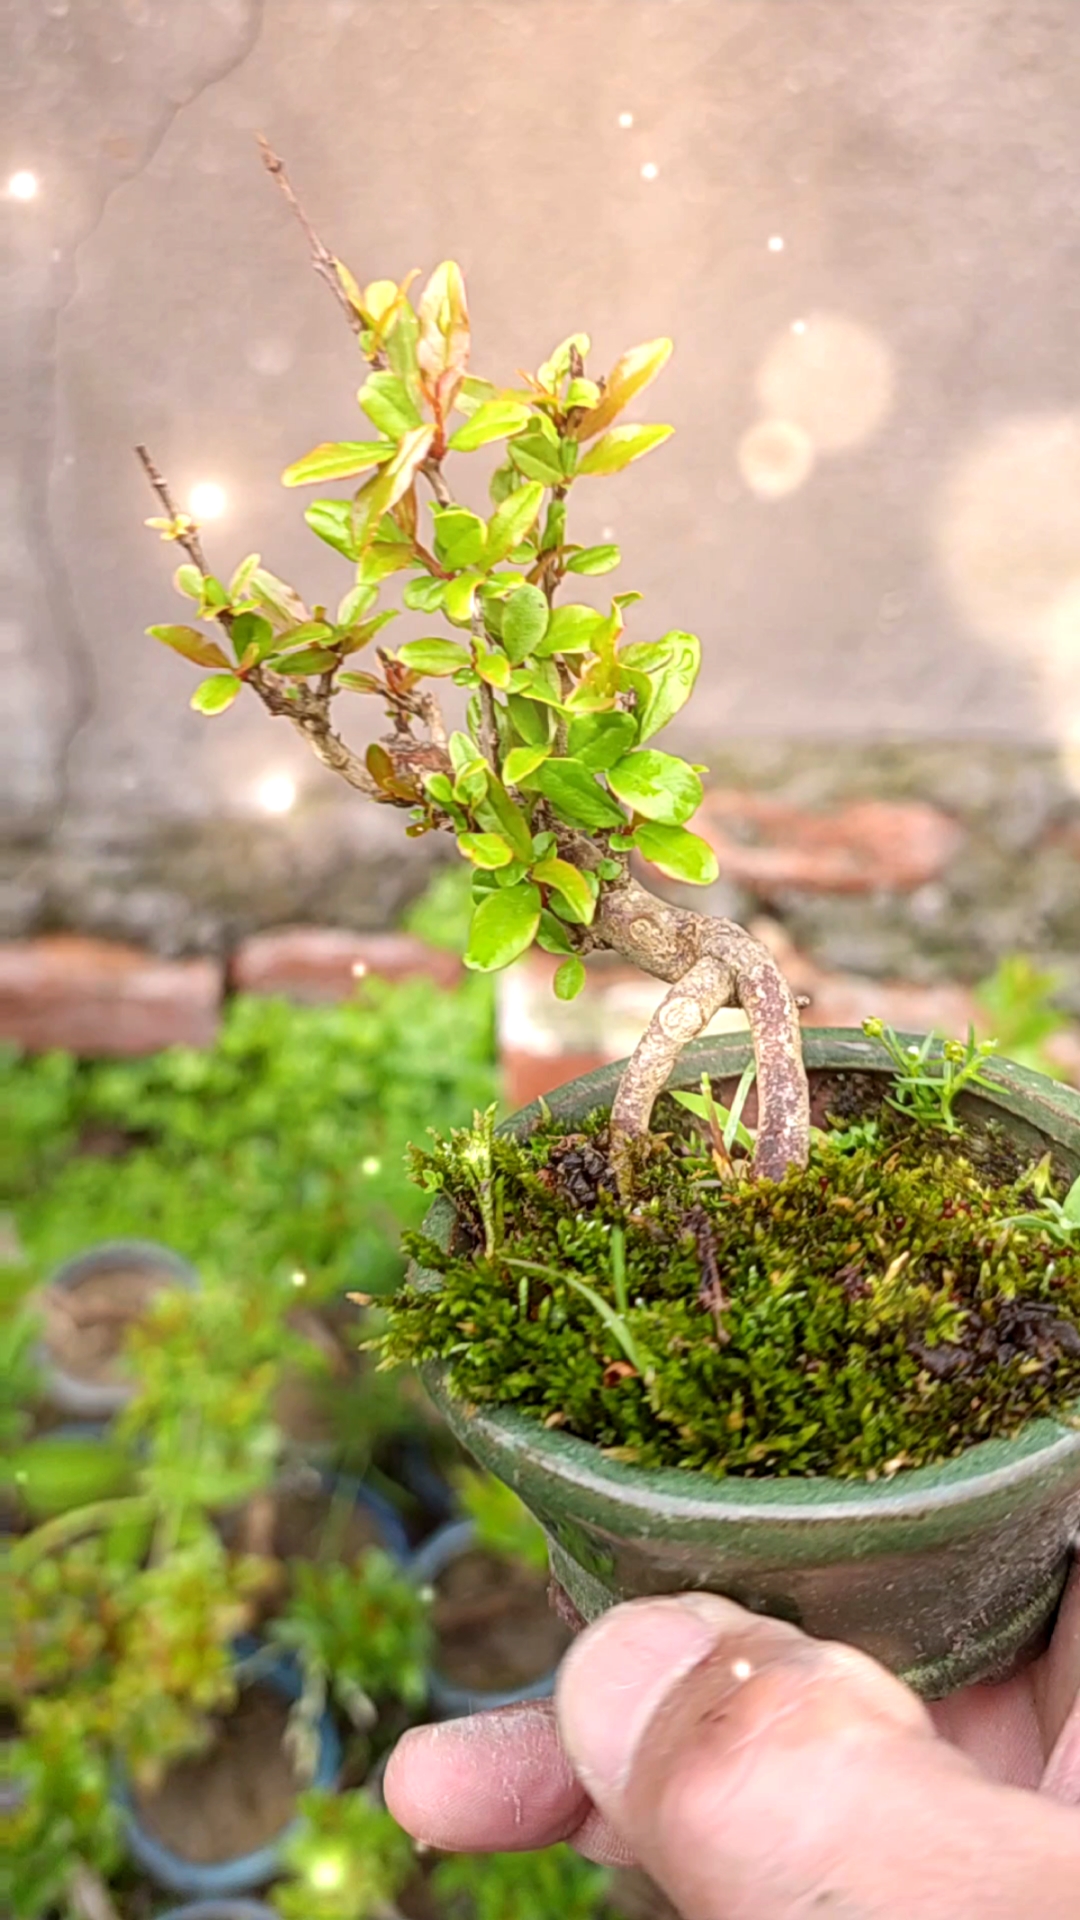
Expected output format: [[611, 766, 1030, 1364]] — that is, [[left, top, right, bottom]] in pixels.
[[1041, 1554, 1080, 1803], [928, 1673, 1044, 1789], [557, 1593, 1080, 1920], [384, 1702, 592, 1853]]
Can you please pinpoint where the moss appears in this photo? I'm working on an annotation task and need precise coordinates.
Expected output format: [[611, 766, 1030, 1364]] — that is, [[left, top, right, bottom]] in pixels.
[[381, 1095, 1080, 1479]]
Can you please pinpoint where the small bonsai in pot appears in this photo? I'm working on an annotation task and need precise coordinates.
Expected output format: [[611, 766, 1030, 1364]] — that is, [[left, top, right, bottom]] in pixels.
[[138, 146, 1080, 1698]]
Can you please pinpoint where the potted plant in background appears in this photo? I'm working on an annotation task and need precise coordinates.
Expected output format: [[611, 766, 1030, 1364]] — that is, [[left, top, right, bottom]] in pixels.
[[409, 1471, 572, 1716], [135, 144, 1080, 1701]]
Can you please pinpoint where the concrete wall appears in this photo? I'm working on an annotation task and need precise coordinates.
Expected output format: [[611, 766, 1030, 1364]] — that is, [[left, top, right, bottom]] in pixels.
[[4, 0, 1080, 953]]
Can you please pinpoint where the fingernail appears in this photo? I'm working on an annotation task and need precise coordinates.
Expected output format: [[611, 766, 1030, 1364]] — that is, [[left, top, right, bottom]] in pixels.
[[557, 1593, 743, 1798]]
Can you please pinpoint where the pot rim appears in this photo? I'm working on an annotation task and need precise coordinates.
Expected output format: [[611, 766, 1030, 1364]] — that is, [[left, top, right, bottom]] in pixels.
[[417, 1027, 1080, 1526]]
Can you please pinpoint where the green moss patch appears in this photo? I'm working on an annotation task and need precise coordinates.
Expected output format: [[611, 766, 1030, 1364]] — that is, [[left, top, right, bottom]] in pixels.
[[382, 1095, 1080, 1479]]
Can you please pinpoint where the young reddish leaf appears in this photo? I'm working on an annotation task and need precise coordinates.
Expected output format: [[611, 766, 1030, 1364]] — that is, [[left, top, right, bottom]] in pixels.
[[633, 821, 719, 885], [464, 881, 541, 972], [282, 441, 395, 486], [576, 424, 674, 477], [352, 426, 436, 553], [574, 338, 673, 440], [338, 670, 383, 694], [606, 749, 703, 826], [190, 674, 242, 714], [554, 955, 587, 1001], [417, 260, 470, 415], [147, 624, 231, 670]]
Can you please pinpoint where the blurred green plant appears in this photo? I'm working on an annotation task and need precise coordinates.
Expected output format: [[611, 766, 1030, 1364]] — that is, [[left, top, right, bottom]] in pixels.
[[431, 1844, 617, 1920], [273, 1790, 415, 1920], [269, 1549, 432, 1772], [974, 955, 1072, 1078], [2, 972, 495, 1301], [454, 1470, 548, 1575]]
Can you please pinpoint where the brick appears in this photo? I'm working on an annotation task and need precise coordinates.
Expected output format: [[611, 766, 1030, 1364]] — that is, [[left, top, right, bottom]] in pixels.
[[696, 791, 964, 895], [229, 927, 462, 1002], [0, 937, 222, 1056]]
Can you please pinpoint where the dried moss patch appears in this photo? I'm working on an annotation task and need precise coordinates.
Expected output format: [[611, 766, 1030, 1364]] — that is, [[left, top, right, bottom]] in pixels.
[[381, 1096, 1080, 1479]]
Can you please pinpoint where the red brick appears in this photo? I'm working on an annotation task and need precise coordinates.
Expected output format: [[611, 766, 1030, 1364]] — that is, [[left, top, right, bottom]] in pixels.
[[229, 927, 462, 1002], [696, 791, 963, 894], [0, 937, 222, 1056]]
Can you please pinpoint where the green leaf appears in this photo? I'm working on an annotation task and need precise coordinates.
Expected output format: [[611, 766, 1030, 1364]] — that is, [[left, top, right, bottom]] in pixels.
[[503, 743, 550, 784], [351, 425, 435, 552], [147, 624, 231, 670], [474, 777, 535, 863], [633, 821, 719, 885], [509, 428, 565, 485], [337, 608, 398, 655], [191, 673, 242, 714], [433, 506, 488, 571], [531, 857, 597, 926], [386, 301, 421, 397], [554, 955, 587, 1001], [338, 670, 383, 694], [174, 563, 204, 599], [1064, 1176, 1080, 1226], [282, 440, 395, 486], [506, 693, 552, 748], [565, 544, 621, 576], [532, 758, 627, 830], [536, 909, 575, 955], [448, 398, 532, 451], [227, 611, 277, 664], [577, 424, 673, 477], [250, 568, 308, 628], [336, 583, 376, 626], [501, 584, 550, 663], [474, 643, 511, 689], [513, 658, 567, 709], [537, 332, 591, 391], [457, 831, 514, 868], [397, 638, 469, 676], [357, 371, 424, 437], [576, 338, 673, 439], [305, 498, 359, 561], [486, 482, 546, 565], [620, 631, 702, 741], [534, 604, 607, 657], [228, 553, 261, 600], [567, 711, 637, 770], [607, 750, 703, 826], [270, 645, 340, 675], [443, 571, 483, 626], [403, 576, 446, 613], [464, 881, 541, 972]]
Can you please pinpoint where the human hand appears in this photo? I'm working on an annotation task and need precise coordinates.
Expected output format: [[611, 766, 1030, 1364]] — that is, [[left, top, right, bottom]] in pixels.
[[386, 1556, 1080, 1919]]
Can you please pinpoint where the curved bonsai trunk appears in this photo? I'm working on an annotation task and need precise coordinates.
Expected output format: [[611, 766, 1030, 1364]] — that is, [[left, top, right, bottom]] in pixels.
[[594, 878, 810, 1185]]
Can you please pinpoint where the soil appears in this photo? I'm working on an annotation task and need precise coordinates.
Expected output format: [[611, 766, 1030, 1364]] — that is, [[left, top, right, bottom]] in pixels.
[[432, 1548, 572, 1691], [42, 1267, 170, 1386], [133, 1684, 300, 1864]]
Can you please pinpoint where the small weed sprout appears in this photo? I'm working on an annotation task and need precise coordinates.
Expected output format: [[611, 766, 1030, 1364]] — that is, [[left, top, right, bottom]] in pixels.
[[862, 1020, 999, 1133], [273, 1788, 415, 1920], [998, 1159, 1080, 1246], [671, 1064, 756, 1177]]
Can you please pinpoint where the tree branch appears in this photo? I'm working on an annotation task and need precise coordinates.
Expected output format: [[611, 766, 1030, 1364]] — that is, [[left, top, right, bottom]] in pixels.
[[594, 877, 809, 1187], [134, 445, 213, 581], [258, 136, 368, 341]]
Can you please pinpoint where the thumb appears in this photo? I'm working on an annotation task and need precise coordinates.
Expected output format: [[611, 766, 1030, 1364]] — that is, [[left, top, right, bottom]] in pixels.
[[555, 1594, 1080, 1920]]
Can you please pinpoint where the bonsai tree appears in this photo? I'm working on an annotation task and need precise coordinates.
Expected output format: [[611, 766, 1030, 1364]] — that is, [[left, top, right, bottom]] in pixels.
[[139, 142, 810, 1197]]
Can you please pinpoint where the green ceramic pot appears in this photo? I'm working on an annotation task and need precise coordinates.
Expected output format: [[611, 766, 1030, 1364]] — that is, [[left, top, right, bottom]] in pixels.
[[416, 1029, 1080, 1699]]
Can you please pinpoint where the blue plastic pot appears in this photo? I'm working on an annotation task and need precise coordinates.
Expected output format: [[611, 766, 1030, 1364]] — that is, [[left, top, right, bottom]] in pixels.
[[409, 1519, 559, 1718], [119, 1638, 340, 1898], [156, 1906, 277, 1920], [38, 1240, 198, 1419]]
